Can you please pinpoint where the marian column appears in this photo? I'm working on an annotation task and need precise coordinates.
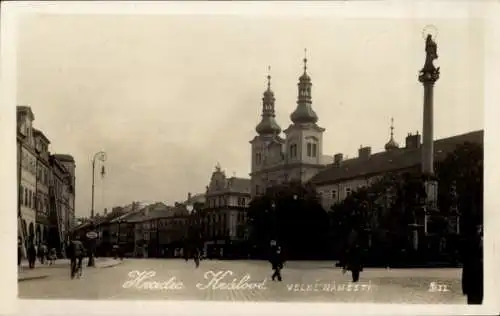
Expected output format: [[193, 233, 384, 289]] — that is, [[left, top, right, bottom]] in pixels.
[[418, 33, 440, 209]]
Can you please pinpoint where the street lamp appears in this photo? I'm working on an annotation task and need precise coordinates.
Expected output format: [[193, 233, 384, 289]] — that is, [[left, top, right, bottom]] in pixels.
[[88, 151, 106, 267], [91, 151, 107, 219]]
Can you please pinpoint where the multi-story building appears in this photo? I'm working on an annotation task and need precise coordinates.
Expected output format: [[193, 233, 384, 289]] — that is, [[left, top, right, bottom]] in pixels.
[[250, 57, 333, 197], [17, 106, 37, 251], [33, 129, 51, 245], [52, 154, 76, 237], [16, 105, 76, 256], [200, 164, 251, 258], [310, 130, 484, 211]]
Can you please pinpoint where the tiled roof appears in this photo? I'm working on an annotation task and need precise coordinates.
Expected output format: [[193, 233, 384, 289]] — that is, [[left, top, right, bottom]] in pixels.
[[124, 202, 181, 223], [226, 177, 251, 194], [310, 130, 483, 185]]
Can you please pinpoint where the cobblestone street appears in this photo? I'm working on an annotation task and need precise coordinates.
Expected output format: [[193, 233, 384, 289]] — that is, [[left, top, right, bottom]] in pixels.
[[18, 259, 466, 303]]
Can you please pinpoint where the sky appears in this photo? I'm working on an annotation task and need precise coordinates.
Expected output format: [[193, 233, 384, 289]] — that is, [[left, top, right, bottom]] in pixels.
[[16, 14, 484, 217]]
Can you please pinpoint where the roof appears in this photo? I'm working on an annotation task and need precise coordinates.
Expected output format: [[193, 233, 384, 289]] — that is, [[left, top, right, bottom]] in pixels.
[[184, 193, 206, 205], [226, 177, 251, 193], [310, 130, 483, 185], [124, 202, 175, 223], [33, 128, 51, 144], [53, 154, 75, 162]]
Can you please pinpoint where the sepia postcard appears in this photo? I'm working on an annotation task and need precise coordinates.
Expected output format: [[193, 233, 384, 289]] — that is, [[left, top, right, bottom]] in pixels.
[[1, 1, 500, 316]]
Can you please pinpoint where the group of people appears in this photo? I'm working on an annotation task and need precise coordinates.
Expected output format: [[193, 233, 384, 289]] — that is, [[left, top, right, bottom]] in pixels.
[[17, 237, 57, 270], [17, 234, 89, 280], [267, 224, 483, 305]]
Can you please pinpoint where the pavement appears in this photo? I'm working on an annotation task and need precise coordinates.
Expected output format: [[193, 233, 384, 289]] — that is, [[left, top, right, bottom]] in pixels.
[[18, 257, 123, 282], [18, 259, 467, 303]]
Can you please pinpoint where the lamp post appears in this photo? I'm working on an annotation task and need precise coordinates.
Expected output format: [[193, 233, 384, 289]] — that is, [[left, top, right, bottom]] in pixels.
[[91, 151, 107, 219]]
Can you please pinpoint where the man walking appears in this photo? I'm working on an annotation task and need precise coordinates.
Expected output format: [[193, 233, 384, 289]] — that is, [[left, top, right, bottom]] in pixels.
[[270, 246, 284, 281], [345, 243, 363, 282], [462, 224, 483, 304], [27, 242, 37, 269]]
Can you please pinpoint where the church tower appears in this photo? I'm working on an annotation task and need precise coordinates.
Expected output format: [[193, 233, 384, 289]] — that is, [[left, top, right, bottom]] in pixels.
[[283, 50, 326, 183], [250, 67, 285, 196]]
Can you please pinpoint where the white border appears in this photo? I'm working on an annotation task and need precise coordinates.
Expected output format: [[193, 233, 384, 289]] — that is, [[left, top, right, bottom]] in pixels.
[[1, 1, 499, 316]]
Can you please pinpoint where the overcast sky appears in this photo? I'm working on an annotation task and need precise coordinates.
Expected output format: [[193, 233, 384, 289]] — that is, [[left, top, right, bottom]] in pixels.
[[16, 14, 484, 217]]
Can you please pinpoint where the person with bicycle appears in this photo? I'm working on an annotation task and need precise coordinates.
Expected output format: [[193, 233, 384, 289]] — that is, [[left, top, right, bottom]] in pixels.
[[67, 235, 86, 279]]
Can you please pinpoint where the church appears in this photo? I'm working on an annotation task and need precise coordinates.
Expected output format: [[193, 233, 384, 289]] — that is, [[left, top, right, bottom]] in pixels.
[[249, 56, 333, 197]]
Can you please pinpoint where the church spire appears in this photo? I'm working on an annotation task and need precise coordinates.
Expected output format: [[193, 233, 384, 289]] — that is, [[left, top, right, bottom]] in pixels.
[[256, 66, 281, 135], [385, 117, 399, 151], [290, 49, 318, 124]]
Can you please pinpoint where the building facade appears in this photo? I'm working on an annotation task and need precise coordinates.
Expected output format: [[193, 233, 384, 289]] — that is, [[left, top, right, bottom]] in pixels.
[[250, 57, 332, 197], [17, 105, 76, 256], [18, 106, 38, 251], [33, 129, 51, 246], [199, 164, 251, 258]]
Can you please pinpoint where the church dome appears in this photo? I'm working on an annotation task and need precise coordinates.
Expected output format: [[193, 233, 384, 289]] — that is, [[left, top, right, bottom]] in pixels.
[[384, 118, 399, 151], [384, 138, 399, 151], [290, 105, 318, 124], [256, 117, 281, 135]]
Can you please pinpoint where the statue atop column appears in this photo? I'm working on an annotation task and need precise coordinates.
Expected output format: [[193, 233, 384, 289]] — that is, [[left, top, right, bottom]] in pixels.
[[419, 34, 440, 84]]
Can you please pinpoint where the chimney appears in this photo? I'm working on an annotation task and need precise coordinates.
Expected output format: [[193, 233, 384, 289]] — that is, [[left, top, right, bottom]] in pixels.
[[334, 153, 343, 165], [405, 131, 421, 149], [358, 146, 371, 159], [187, 192, 192, 201]]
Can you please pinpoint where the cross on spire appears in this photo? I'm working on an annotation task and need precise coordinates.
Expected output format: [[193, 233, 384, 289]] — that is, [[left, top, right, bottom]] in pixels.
[[267, 65, 271, 90], [390, 117, 395, 138], [303, 48, 308, 73]]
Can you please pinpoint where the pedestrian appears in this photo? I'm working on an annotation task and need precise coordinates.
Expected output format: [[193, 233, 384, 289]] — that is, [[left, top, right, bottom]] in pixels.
[[17, 237, 23, 271], [27, 242, 37, 269], [270, 246, 284, 281], [118, 246, 124, 261], [193, 248, 200, 268], [48, 247, 57, 265], [345, 243, 363, 283], [462, 224, 483, 304], [40, 244, 47, 264], [67, 235, 85, 279]]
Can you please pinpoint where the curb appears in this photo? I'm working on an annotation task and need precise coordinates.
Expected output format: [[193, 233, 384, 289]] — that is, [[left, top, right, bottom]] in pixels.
[[18, 275, 49, 282]]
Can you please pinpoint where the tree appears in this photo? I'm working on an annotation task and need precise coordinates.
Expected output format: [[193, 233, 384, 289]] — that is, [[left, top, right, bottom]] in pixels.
[[436, 142, 483, 235], [247, 182, 329, 259]]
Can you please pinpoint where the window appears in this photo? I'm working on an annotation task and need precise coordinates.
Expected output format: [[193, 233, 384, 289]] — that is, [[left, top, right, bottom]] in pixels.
[[289, 144, 297, 158], [255, 185, 260, 195], [331, 190, 337, 200], [307, 142, 318, 157], [24, 188, 28, 206], [346, 188, 351, 196], [28, 190, 32, 208], [238, 197, 246, 207], [19, 185, 24, 204], [256, 152, 262, 165]]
